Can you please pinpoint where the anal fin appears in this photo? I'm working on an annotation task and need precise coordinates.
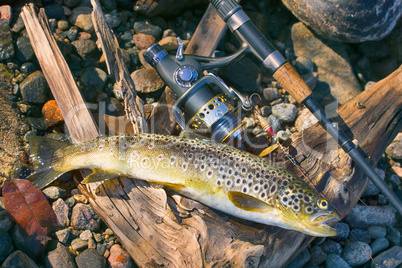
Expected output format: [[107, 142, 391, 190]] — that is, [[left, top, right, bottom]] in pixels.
[[81, 169, 124, 184], [228, 191, 274, 213]]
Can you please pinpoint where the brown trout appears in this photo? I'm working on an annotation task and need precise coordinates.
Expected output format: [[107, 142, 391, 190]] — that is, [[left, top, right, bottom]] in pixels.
[[28, 133, 340, 236]]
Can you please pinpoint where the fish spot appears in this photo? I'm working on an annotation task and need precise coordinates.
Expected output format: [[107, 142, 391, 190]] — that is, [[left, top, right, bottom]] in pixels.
[[216, 180, 222, 186], [226, 180, 232, 187], [260, 192, 266, 198], [241, 168, 247, 173], [248, 174, 253, 179], [235, 178, 241, 185], [304, 196, 310, 203], [305, 207, 313, 213], [157, 154, 164, 160], [248, 182, 253, 188], [148, 143, 154, 149], [264, 184, 268, 190], [270, 185, 276, 193], [254, 185, 259, 192], [242, 179, 247, 184], [170, 156, 176, 164], [98, 146, 103, 150], [293, 205, 299, 211], [81, 148, 86, 152], [207, 170, 213, 177], [182, 163, 187, 171], [242, 187, 248, 193], [200, 164, 206, 171]]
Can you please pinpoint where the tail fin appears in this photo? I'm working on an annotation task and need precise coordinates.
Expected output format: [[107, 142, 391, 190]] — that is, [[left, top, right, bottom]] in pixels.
[[28, 136, 70, 189]]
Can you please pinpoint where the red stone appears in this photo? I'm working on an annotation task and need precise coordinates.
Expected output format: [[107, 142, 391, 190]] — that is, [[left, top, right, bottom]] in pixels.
[[108, 244, 134, 268], [42, 100, 64, 127], [0, 5, 12, 24]]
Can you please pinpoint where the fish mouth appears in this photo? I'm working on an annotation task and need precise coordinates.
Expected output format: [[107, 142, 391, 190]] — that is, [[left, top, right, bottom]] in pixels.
[[307, 213, 340, 237]]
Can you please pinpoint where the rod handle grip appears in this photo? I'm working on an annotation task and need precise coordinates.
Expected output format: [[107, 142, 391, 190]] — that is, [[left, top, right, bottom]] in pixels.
[[273, 62, 312, 103]]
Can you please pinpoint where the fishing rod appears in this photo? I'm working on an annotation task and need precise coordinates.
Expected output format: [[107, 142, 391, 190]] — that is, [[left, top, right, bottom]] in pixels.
[[209, 0, 402, 216]]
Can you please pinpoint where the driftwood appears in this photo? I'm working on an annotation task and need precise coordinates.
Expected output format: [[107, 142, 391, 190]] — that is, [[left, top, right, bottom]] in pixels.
[[21, 3, 402, 267]]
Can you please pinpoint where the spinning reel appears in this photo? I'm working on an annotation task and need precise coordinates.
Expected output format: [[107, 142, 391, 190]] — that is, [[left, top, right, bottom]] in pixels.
[[144, 39, 253, 143]]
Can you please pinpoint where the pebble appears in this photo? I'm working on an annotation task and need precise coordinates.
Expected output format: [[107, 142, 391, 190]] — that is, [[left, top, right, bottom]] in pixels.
[[132, 33, 156, 49], [368, 226, 387, 239], [133, 21, 162, 39], [42, 186, 69, 200], [72, 39, 98, 60], [52, 198, 70, 227], [71, 238, 88, 252], [343, 204, 396, 229], [42, 100, 64, 127], [108, 244, 134, 268], [285, 248, 310, 268], [262, 87, 279, 102], [371, 237, 390, 256], [158, 36, 179, 51], [0, 5, 11, 24], [0, 63, 13, 81], [294, 56, 314, 74], [0, 20, 14, 61], [0, 231, 14, 262], [63, 0, 81, 8], [349, 228, 371, 244], [388, 174, 401, 186], [281, 0, 402, 42], [131, 68, 165, 93], [309, 246, 327, 265], [342, 241, 372, 266], [325, 254, 351, 268], [44, 4, 64, 19], [295, 108, 319, 132], [267, 115, 281, 134], [20, 62, 38, 76], [272, 103, 298, 122], [101, 0, 117, 11], [80, 230, 93, 241], [15, 36, 35, 62], [66, 27, 79, 42], [386, 227, 400, 247], [105, 12, 121, 29], [97, 244, 107, 255], [218, 57, 260, 93], [88, 238, 97, 249], [11, 14, 24, 33], [290, 22, 361, 105], [371, 246, 402, 268], [69, 7, 94, 32], [0, 250, 39, 268], [277, 130, 292, 141], [320, 239, 343, 255], [44, 243, 77, 268], [55, 228, 71, 244], [301, 72, 318, 90], [0, 210, 13, 232], [80, 67, 108, 92], [71, 203, 101, 231], [27, 117, 50, 131], [386, 133, 402, 160], [75, 248, 106, 268], [20, 71, 49, 104]]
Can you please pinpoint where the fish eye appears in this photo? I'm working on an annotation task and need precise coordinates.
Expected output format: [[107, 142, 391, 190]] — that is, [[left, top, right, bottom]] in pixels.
[[317, 199, 328, 210]]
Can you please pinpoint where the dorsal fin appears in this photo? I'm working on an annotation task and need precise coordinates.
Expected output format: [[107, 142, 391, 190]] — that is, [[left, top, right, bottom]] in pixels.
[[228, 191, 274, 213]]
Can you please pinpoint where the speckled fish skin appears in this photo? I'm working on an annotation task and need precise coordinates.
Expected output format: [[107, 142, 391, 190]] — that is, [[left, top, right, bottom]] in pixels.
[[29, 133, 340, 236]]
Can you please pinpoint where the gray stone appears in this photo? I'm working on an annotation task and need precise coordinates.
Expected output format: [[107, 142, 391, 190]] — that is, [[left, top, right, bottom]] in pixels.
[[65, 27, 79, 42], [52, 198, 70, 227], [277, 130, 292, 141], [301, 72, 318, 90], [54, 228, 71, 244], [20, 62, 38, 76], [96, 243, 107, 255], [80, 67, 108, 92], [0, 20, 14, 61], [325, 254, 351, 268], [133, 21, 162, 39], [371, 237, 390, 256], [285, 248, 310, 268], [349, 228, 371, 244], [371, 246, 402, 268], [321, 239, 343, 255], [281, 0, 402, 42], [388, 174, 401, 186], [65, 196, 76, 208], [0, 250, 38, 268], [0, 210, 13, 232], [57, 19, 69, 31], [44, 243, 77, 268], [71, 238, 88, 252], [290, 22, 361, 105], [11, 15, 25, 33], [27, 117, 49, 131], [64, 0, 81, 8], [0, 231, 13, 262], [309, 246, 327, 265], [343, 205, 396, 229], [100, 0, 117, 10], [294, 56, 314, 74], [15, 36, 34, 62], [218, 57, 260, 94], [75, 248, 106, 268], [295, 108, 319, 132], [272, 103, 298, 122], [262, 87, 279, 102], [71, 203, 101, 231], [44, 4, 64, 19], [368, 226, 387, 239], [20, 71, 49, 104], [386, 227, 400, 246], [342, 241, 372, 266], [72, 39, 98, 59], [105, 11, 121, 28], [386, 133, 402, 160], [267, 115, 281, 134], [43, 186, 69, 200], [69, 7, 94, 32]]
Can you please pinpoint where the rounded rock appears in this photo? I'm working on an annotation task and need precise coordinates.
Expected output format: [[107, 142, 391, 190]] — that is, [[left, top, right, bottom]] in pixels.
[[0, 231, 14, 262], [69, 7, 94, 32], [52, 198, 70, 227], [321, 239, 343, 255], [131, 68, 165, 93], [42, 100, 64, 127], [133, 21, 162, 39], [325, 254, 351, 268], [344, 204, 396, 229], [272, 103, 298, 122], [133, 33, 156, 50], [20, 62, 38, 76], [42, 186, 68, 200], [45, 243, 76, 268], [108, 244, 134, 268], [72, 39, 98, 59], [281, 0, 402, 42], [371, 246, 402, 267], [349, 228, 371, 244], [75, 248, 106, 268], [0, 20, 14, 61], [80, 67, 108, 92], [20, 71, 49, 104], [71, 203, 101, 231], [342, 241, 372, 266], [370, 237, 390, 256], [16, 36, 35, 62], [286, 248, 310, 268], [262, 87, 279, 102], [1, 250, 38, 268], [368, 226, 387, 239]]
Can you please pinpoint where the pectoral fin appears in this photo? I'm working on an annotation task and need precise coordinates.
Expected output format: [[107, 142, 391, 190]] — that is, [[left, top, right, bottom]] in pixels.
[[147, 180, 186, 191], [81, 169, 124, 184], [228, 191, 274, 213]]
